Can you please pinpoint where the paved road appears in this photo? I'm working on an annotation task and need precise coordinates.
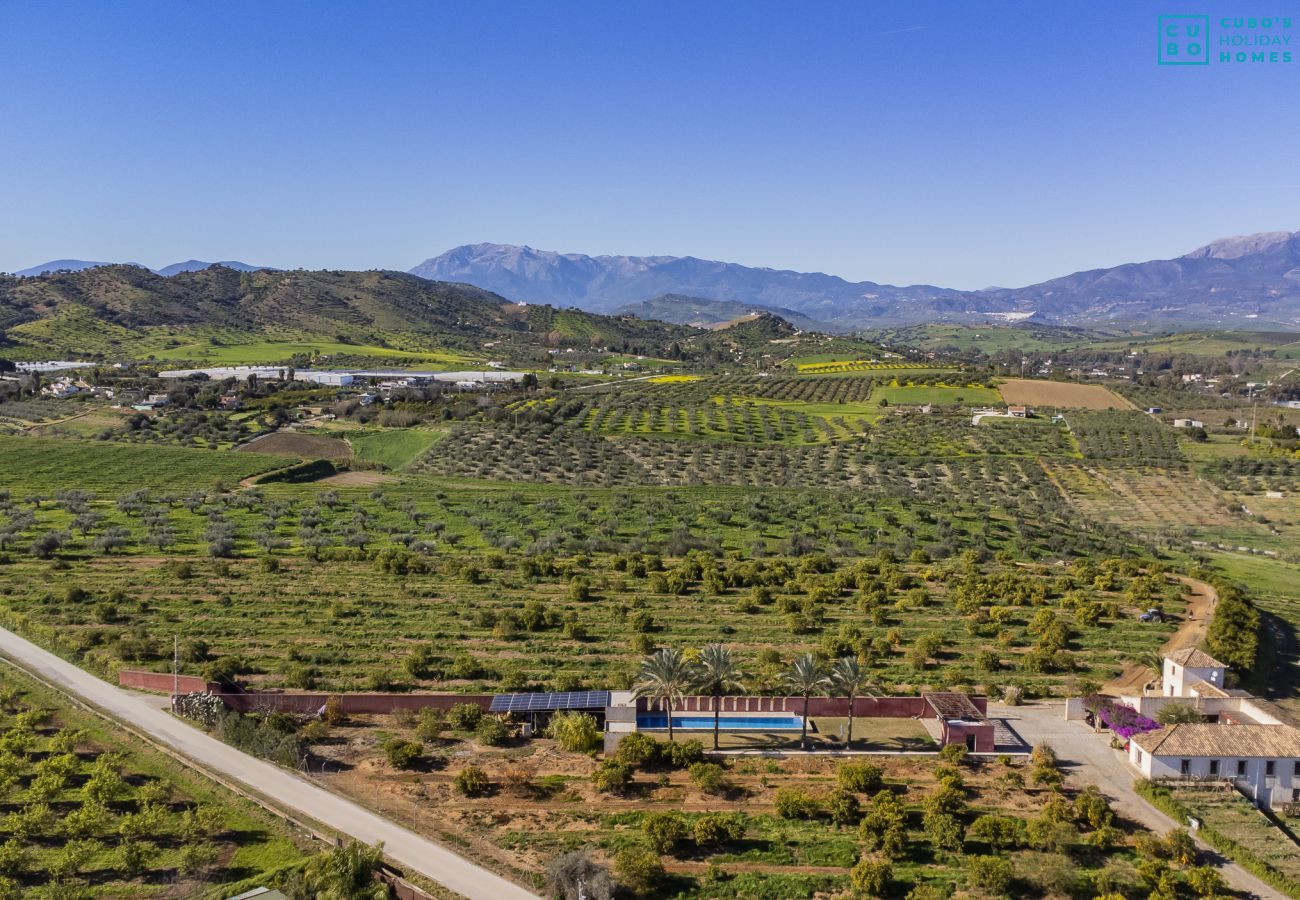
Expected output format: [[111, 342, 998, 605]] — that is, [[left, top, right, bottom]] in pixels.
[[996, 702, 1283, 900], [0, 626, 538, 900]]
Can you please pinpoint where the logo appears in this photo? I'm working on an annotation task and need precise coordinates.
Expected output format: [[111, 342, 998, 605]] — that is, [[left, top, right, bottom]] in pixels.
[[1158, 15, 1294, 65], [1159, 15, 1209, 64]]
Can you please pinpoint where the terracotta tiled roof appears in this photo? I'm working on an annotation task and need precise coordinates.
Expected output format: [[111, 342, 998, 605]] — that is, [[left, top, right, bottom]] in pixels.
[[1166, 647, 1226, 669], [1185, 679, 1229, 699], [1132, 723, 1300, 758]]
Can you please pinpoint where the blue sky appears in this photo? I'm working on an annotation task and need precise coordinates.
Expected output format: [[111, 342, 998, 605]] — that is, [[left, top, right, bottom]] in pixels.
[[1, 0, 1296, 288]]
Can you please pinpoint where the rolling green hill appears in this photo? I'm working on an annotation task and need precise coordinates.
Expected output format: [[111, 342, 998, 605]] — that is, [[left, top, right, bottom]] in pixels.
[[0, 265, 710, 364]]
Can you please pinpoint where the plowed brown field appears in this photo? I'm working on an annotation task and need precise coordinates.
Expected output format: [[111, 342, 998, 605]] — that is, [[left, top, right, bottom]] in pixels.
[[999, 379, 1133, 410]]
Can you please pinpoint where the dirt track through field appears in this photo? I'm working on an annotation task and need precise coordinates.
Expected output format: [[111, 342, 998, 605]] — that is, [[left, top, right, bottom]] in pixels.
[[999, 378, 1134, 410], [1103, 575, 1217, 695]]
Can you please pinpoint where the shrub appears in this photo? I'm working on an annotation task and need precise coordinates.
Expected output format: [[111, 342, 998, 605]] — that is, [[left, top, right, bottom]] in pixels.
[[668, 739, 705, 769], [642, 811, 688, 854], [613, 732, 660, 768], [546, 850, 616, 900], [938, 743, 968, 765], [1186, 865, 1225, 898], [592, 759, 633, 795], [474, 717, 510, 746], [774, 788, 820, 820], [692, 813, 746, 847], [850, 856, 892, 897], [1156, 702, 1202, 724], [446, 703, 484, 731], [906, 886, 952, 900], [613, 846, 664, 894], [687, 762, 729, 795], [383, 738, 423, 769], [547, 711, 602, 753], [968, 814, 1026, 851], [453, 766, 490, 796], [827, 788, 862, 826], [837, 761, 884, 793], [967, 855, 1014, 894], [922, 811, 963, 852], [414, 707, 444, 742], [322, 695, 346, 726]]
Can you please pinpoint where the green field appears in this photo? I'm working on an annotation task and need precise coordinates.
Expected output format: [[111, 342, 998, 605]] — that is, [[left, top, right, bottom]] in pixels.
[[0, 434, 288, 493], [875, 384, 1001, 406], [347, 427, 448, 470]]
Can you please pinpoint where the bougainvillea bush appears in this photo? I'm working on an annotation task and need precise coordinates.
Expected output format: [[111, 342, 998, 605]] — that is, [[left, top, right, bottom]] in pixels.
[[1084, 695, 1160, 740]]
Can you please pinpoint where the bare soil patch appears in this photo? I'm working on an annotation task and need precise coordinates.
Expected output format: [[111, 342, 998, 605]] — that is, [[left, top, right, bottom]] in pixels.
[[238, 431, 353, 460], [999, 379, 1133, 410]]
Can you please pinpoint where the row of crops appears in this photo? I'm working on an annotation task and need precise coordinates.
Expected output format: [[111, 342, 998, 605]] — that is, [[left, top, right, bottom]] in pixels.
[[0, 676, 300, 895], [794, 360, 936, 374], [1200, 456, 1300, 492], [1065, 412, 1186, 467]]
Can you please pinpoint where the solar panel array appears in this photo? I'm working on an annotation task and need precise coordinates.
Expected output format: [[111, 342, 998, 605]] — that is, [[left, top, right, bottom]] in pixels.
[[489, 690, 611, 713]]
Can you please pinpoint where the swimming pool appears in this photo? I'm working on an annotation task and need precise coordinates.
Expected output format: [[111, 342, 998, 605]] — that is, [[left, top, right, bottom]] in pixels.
[[636, 714, 803, 731]]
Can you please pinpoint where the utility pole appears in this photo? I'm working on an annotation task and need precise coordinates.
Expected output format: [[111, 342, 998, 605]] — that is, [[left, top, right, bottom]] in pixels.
[[172, 635, 179, 713]]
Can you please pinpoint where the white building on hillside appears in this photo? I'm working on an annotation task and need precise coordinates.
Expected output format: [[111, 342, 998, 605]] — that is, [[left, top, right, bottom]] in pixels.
[[1112, 646, 1300, 810], [1163, 647, 1226, 698]]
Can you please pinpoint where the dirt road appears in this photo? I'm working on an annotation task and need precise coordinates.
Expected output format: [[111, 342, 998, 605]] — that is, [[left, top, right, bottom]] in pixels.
[[1104, 575, 1218, 696], [0, 626, 537, 900]]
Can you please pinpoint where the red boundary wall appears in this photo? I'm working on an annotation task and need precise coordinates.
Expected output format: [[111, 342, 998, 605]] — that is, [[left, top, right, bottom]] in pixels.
[[118, 669, 216, 694], [216, 692, 495, 715]]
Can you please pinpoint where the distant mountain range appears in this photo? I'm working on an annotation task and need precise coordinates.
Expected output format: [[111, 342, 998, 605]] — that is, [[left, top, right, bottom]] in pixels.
[[13, 259, 268, 278], [412, 232, 1300, 329], [14, 230, 1300, 331]]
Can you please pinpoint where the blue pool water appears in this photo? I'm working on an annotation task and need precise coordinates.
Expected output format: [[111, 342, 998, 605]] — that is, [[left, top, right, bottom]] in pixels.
[[637, 715, 802, 731]]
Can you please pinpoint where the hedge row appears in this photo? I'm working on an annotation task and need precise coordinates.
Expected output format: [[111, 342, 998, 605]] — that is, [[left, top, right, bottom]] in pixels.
[[1135, 780, 1300, 899]]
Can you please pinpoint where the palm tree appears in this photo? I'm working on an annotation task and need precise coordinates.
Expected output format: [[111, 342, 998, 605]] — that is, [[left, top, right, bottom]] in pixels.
[[782, 653, 831, 751], [632, 648, 693, 742], [692, 644, 746, 751], [830, 656, 874, 749]]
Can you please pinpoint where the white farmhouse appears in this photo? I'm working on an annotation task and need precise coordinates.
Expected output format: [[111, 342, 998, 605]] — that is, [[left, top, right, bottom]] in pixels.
[[1129, 724, 1300, 808], [1111, 646, 1300, 810]]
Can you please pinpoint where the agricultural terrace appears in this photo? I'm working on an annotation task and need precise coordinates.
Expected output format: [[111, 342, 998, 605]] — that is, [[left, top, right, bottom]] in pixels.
[[998, 379, 1132, 411], [0, 468, 1179, 697], [302, 713, 1190, 899], [0, 664, 306, 896]]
